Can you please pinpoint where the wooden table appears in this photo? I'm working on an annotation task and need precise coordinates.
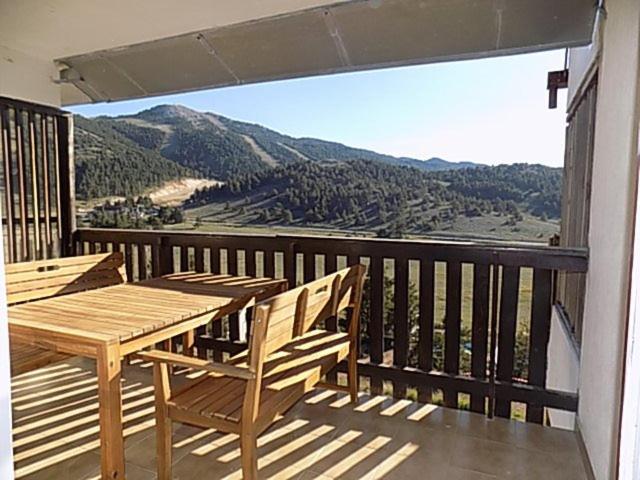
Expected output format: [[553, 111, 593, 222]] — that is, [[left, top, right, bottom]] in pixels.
[[8, 272, 288, 480]]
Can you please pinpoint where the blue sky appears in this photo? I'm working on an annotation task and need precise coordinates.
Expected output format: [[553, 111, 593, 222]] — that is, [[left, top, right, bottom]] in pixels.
[[71, 49, 568, 167]]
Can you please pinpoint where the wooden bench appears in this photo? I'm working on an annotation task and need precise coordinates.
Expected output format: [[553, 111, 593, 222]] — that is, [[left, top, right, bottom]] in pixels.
[[6, 252, 127, 376], [141, 264, 366, 480]]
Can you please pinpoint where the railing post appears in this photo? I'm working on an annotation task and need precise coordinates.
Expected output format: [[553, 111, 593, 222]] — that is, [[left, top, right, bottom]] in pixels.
[[158, 236, 173, 276], [57, 114, 76, 258], [487, 252, 500, 419], [526, 268, 553, 423], [285, 239, 296, 287], [393, 256, 409, 399]]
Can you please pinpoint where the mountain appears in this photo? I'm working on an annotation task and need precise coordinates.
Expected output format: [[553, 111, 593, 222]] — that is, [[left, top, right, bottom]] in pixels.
[[73, 104, 481, 199], [213, 111, 478, 171], [416, 157, 478, 170], [75, 104, 562, 240], [74, 115, 195, 199]]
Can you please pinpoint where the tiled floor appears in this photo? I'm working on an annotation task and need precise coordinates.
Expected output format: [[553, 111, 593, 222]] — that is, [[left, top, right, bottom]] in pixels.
[[11, 357, 589, 480]]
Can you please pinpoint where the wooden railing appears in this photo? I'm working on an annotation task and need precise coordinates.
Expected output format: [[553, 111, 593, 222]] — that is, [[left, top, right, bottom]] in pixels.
[[74, 228, 588, 423], [0, 96, 75, 263]]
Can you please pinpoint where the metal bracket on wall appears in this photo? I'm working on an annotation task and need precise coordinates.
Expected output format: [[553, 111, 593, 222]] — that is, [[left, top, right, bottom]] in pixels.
[[547, 69, 569, 109]]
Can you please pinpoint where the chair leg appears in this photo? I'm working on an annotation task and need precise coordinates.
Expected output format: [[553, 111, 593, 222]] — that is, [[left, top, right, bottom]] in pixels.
[[240, 430, 258, 480], [348, 348, 358, 404], [182, 330, 195, 356], [154, 362, 173, 480], [156, 409, 172, 480]]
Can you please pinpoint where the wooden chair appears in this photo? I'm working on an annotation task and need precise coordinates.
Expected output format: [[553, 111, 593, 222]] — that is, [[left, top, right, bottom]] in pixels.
[[6, 252, 127, 376], [141, 264, 366, 480]]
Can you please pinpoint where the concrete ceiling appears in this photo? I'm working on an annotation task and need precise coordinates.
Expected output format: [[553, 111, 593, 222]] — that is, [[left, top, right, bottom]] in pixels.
[[0, 0, 343, 60], [1, 0, 597, 106]]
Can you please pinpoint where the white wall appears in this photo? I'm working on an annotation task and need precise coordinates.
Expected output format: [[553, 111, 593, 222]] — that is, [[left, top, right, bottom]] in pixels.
[[0, 47, 58, 477], [547, 307, 580, 430], [0, 205, 14, 478], [567, 5, 604, 109], [577, 0, 640, 478], [618, 131, 640, 479], [0, 45, 61, 107], [568, 45, 598, 102]]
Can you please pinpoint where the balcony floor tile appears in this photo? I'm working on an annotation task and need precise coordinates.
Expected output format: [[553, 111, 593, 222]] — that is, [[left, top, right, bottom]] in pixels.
[[12, 357, 589, 480]]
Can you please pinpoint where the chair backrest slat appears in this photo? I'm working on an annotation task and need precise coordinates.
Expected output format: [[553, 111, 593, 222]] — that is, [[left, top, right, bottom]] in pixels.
[[251, 264, 365, 360], [5, 252, 127, 305], [240, 264, 366, 429]]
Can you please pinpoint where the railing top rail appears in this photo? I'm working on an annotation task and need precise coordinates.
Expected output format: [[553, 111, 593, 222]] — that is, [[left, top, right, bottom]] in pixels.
[[75, 227, 588, 272], [0, 96, 70, 117]]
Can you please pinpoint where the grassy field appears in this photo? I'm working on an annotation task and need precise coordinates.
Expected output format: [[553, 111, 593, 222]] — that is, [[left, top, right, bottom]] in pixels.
[[184, 198, 559, 243]]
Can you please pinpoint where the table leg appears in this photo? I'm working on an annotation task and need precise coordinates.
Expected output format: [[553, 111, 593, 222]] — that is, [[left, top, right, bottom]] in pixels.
[[97, 343, 125, 479], [162, 339, 174, 375]]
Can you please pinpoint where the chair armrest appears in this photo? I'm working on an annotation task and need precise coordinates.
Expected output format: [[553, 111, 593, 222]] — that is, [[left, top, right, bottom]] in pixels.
[[138, 350, 255, 380]]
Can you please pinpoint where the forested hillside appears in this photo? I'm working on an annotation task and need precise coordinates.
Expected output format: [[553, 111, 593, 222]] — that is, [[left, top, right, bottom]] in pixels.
[[432, 163, 561, 218], [186, 160, 561, 237], [74, 116, 193, 199]]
